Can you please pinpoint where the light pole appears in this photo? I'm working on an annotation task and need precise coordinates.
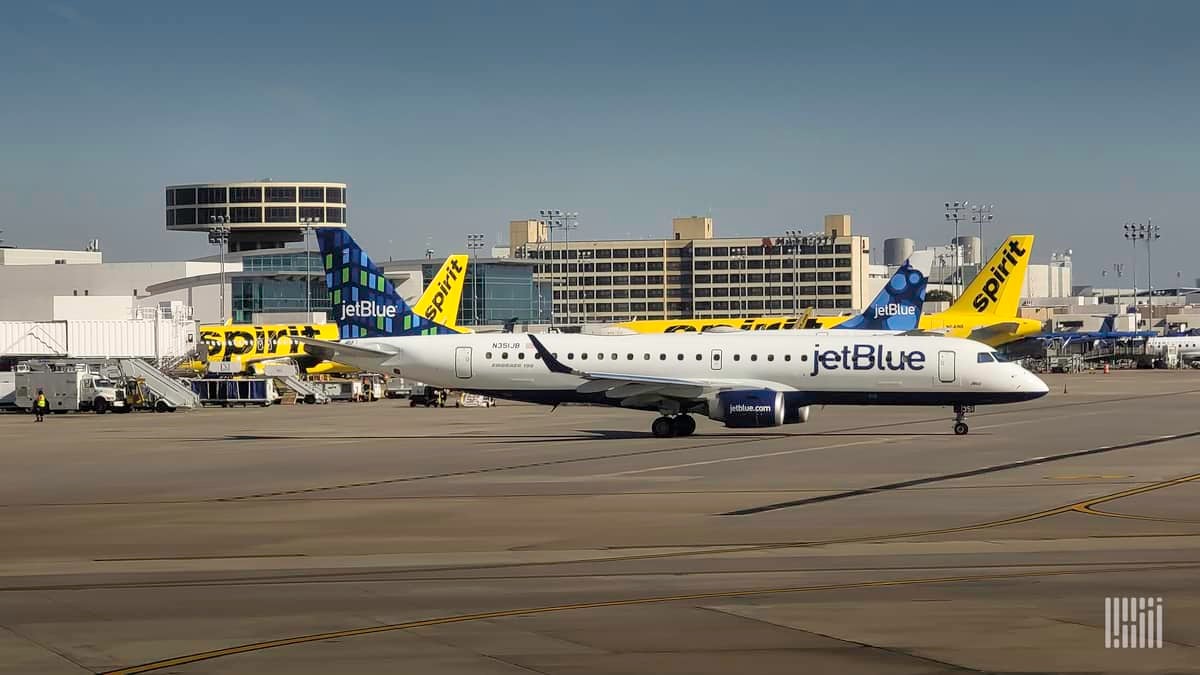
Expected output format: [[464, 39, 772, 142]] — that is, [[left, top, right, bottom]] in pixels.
[[300, 217, 317, 317], [731, 247, 747, 317], [537, 210, 578, 326], [944, 201, 968, 297], [466, 233, 485, 326], [1124, 221, 1162, 333], [577, 249, 593, 322], [1112, 263, 1125, 309], [208, 215, 231, 323], [1123, 223, 1140, 314], [803, 232, 834, 311], [970, 203, 994, 268], [782, 230, 803, 314]]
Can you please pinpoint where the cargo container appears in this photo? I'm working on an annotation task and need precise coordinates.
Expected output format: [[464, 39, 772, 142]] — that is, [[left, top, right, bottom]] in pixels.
[[189, 378, 277, 407]]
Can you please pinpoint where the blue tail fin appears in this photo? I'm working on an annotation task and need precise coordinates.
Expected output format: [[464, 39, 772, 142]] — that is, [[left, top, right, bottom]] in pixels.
[[835, 261, 927, 331], [317, 228, 458, 339]]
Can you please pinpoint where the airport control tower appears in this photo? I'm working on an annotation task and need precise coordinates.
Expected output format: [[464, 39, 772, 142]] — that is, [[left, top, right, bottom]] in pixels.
[[165, 181, 348, 252]]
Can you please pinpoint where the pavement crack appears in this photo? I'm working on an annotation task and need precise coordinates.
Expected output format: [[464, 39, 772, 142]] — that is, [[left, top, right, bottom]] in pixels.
[[0, 624, 95, 674]]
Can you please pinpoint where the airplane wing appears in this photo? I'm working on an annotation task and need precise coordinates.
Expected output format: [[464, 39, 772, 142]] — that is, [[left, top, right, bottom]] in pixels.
[[290, 336, 399, 361], [967, 322, 1023, 343], [527, 335, 795, 409]]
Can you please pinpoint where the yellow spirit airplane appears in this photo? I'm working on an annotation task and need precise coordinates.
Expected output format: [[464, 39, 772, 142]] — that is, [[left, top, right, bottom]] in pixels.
[[616, 235, 1042, 347], [193, 254, 469, 373]]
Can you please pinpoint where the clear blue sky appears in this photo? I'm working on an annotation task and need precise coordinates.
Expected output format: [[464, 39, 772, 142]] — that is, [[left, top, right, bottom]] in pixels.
[[1, 0, 1196, 286]]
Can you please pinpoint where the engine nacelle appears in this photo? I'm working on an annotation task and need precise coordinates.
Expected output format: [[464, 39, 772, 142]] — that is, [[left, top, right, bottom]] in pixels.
[[792, 404, 811, 423], [711, 389, 785, 428]]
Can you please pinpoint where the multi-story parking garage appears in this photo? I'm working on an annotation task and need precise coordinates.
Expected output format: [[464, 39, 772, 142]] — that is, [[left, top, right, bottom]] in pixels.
[[165, 181, 347, 252]]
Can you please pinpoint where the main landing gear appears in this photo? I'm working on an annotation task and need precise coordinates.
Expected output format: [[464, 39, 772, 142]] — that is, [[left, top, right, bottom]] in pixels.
[[652, 414, 696, 438], [952, 404, 975, 435]]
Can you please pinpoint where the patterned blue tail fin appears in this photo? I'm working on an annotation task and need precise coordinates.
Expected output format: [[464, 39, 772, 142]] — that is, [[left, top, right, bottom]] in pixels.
[[317, 228, 458, 339], [835, 261, 927, 331]]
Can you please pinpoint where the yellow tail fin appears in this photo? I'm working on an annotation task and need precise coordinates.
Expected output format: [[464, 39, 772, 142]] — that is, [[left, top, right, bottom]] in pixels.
[[413, 254, 468, 330], [948, 235, 1035, 317]]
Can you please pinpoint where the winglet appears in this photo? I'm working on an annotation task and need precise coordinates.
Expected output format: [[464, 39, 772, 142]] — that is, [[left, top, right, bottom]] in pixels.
[[528, 334, 573, 374]]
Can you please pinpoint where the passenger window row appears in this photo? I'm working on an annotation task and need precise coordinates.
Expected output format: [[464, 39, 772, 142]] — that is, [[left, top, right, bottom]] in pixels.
[[482, 352, 807, 363]]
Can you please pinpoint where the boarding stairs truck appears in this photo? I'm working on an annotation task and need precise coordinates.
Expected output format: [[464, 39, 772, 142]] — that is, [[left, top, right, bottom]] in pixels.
[[277, 376, 330, 404], [116, 359, 201, 411], [14, 370, 127, 414], [255, 362, 330, 404]]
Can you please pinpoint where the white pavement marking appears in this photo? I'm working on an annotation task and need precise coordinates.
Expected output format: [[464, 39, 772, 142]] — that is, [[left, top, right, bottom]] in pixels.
[[599, 407, 1119, 478], [972, 409, 1108, 431], [598, 437, 910, 476]]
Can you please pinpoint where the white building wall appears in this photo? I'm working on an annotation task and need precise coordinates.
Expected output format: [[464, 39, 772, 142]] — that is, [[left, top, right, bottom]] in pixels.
[[1023, 263, 1073, 299], [52, 296, 135, 320], [0, 248, 102, 265], [0, 261, 240, 323]]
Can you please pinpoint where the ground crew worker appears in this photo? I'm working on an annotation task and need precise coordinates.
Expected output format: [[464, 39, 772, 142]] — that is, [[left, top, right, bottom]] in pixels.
[[34, 389, 49, 422]]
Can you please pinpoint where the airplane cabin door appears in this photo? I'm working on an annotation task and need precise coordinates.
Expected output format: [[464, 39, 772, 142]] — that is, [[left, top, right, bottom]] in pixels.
[[937, 350, 956, 383], [710, 348, 723, 371], [454, 346, 472, 379]]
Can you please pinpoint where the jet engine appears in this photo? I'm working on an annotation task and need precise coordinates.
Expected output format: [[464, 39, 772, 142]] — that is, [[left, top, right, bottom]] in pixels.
[[709, 389, 785, 428]]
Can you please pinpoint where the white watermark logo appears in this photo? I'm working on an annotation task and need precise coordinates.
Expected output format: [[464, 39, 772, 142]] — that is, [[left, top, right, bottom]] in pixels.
[[1105, 597, 1163, 648]]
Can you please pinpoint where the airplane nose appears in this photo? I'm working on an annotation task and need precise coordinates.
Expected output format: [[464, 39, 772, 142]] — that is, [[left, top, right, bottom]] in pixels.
[[1025, 371, 1050, 397]]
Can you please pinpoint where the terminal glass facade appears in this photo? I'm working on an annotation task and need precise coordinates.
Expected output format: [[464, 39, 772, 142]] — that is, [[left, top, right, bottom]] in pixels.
[[232, 252, 328, 323], [422, 260, 551, 327]]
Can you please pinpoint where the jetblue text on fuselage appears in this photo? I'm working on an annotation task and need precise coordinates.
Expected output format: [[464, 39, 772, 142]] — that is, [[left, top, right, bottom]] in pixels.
[[340, 301, 398, 320], [810, 344, 927, 376]]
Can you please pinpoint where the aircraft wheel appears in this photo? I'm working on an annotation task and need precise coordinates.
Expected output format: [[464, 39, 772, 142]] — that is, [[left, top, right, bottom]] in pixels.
[[672, 414, 696, 437], [953, 422, 969, 436], [651, 416, 675, 438]]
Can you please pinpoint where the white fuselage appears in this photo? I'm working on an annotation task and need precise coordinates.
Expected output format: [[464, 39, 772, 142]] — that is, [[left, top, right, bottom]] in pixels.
[[334, 331, 1048, 410], [1147, 336, 1200, 360]]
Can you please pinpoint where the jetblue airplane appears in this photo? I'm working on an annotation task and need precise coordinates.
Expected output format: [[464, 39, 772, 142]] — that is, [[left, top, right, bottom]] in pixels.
[[302, 229, 1048, 436]]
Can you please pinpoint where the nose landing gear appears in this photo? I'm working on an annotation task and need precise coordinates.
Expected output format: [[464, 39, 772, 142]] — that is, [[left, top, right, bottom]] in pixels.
[[952, 404, 975, 435], [651, 414, 696, 438]]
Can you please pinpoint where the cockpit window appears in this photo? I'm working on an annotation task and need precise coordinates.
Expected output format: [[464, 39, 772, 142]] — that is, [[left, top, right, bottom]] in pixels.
[[977, 353, 995, 363], [992, 351, 1010, 362]]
